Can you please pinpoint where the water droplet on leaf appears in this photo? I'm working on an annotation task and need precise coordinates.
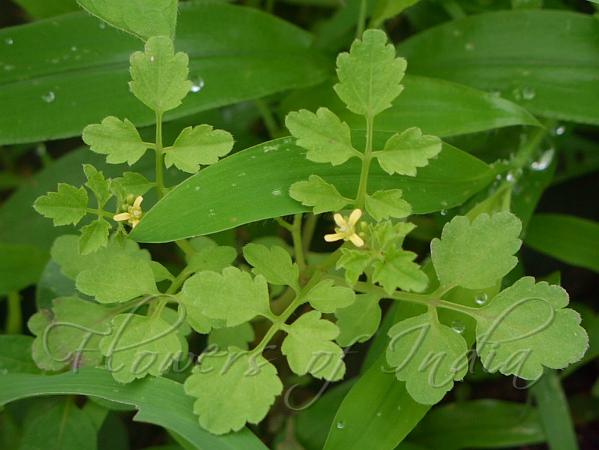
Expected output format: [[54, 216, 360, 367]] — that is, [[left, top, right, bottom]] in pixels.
[[530, 148, 555, 171], [475, 293, 488, 306], [42, 91, 56, 103], [190, 76, 205, 93], [451, 320, 465, 334], [521, 86, 536, 100], [5, 38, 14, 45], [336, 421, 345, 430]]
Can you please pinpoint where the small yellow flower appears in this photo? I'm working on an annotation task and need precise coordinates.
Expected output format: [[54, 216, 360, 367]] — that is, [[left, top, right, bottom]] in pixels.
[[113, 195, 144, 228], [324, 209, 364, 247]]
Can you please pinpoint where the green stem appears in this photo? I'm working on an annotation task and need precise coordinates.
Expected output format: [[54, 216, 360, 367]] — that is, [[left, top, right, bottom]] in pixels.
[[511, 122, 552, 170], [6, 291, 22, 334], [355, 115, 375, 209], [155, 111, 165, 199], [292, 214, 306, 273], [254, 99, 279, 139], [301, 214, 318, 254], [356, 0, 368, 39], [86, 208, 114, 219], [175, 239, 195, 257], [252, 273, 322, 355], [275, 217, 294, 232]]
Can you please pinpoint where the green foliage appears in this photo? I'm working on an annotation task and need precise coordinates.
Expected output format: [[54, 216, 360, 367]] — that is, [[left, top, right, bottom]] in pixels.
[[129, 36, 192, 113], [9, 2, 593, 445], [334, 29, 406, 117], [475, 277, 588, 379], [431, 212, 522, 289], [183, 350, 282, 434]]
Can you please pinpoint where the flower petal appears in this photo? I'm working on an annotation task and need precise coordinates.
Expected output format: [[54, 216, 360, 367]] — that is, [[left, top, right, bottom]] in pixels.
[[333, 213, 346, 228], [133, 195, 144, 208], [324, 233, 343, 242], [113, 212, 131, 221], [348, 209, 362, 226], [349, 233, 364, 247]]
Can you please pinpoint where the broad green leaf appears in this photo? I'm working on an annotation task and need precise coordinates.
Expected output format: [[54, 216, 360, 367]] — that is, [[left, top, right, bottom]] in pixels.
[[290, 175, 351, 214], [208, 323, 255, 351], [13, 0, 78, 18], [285, 108, 358, 166], [530, 371, 578, 450], [83, 117, 148, 165], [410, 400, 545, 449], [77, 0, 178, 40], [370, 0, 420, 27], [281, 76, 540, 139], [33, 183, 88, 226], [83, 164, 111, 207], [365, 189, 411, 221], [335, 293, 382, 346], [243, 243, 299, 288], [0, 335, 39, 374], [334, 29, 406, 117], [386, 313, 468, 404], [128, 138, 494, 242], [305, 279, 355, 313], [184, 350, 282, 434], [0, 4, 329, 145], [399, 10, 599, 125], [0, 369, 268, 450], [165, 125, 234, 174], [525, 214, 599, 273], [129, 36, 192, 113], [375, 127, 442, 176], [0, 243, 48, 296], [75, 242, 158, 303], [28, 296, 114, 371], [372, 249, 428, 294], [20, 398, 98, 450], [179, 267, 270, 327], [99, 313, 187, 383], [476, 277, 588, 380], [323, 352, 430, 450], [431, 212, 522, 289], [186, 245, 237, 274], [79, 219, 110, 255], [36, 261, 77, 310], [282, 311, 345, 380], [175, 291, 216, 335]]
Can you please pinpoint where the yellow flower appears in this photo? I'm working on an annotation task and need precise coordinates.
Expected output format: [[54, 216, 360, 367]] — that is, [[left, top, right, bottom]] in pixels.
[[324, 209, 364, 247], [113, 195, 144, 228]]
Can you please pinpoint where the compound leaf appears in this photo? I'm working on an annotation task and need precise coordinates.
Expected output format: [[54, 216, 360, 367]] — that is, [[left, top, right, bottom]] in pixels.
[[83, 164, 111, 207], [243, 243, 299, 288], [28, 296, 115, 371], [372, 249, 428, 294], [83, 116, 148, 166], [376, 127, 442, 176], [305, 279, 355, 313], [184, 350, 282, 434], [289, 175, 351, 214], [33, 183, 88, 226], [165, 125, 234, 174], [78, 219, 110, 255], [336, 293, 383, 346], [365, 189, 412, 221], [431, 212, 522, 289], [129, 36, 192, 113], [179, 267, 271, 327], [476, 277, 588, 380], [334, 29, 406, 117], [208, 323, 255, 351], [387, 313, 468, 404], [285, 107, 358, 166], [282, 311, 345, 381]]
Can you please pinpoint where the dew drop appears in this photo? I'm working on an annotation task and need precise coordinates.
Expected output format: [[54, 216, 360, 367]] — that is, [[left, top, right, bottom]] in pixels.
[[521, 86, 536, 100], [475, 293, 488, 306], [237, 171, 246, 177], [42, 91, 56, 103], [451, 320, 465, 334], [194, 186, 201, 192], [272, 189, 282, 197], [553, 125, 566, 136], [4, 64, 14, 72], [231, 183, 237, 188], [465, 42, 475, 51], [150, 55, 156, 62], [190, 76, 205, 93], [208, 208, 216, 217], [70, 45, 78, 52], [5, 38, 14, 45], [452, 29, 462, 37], [530, 148, 555, 171], [506, 171, 516, 183], [336, 421, 345, 430], [440, 209, 447, 216], [376, 411, 382, 417], [98, 22, 107, 29]]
